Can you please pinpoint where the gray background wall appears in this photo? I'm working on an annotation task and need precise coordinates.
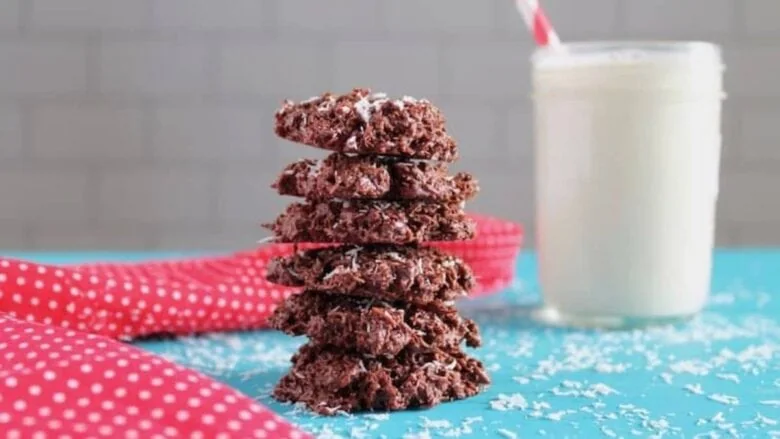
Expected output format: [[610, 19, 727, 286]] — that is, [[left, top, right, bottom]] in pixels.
[[0, 0, 777, 251]]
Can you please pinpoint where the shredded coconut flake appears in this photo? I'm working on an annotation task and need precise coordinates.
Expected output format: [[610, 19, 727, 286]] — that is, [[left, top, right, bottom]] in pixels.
[[346, 135, 358, 150], [364, 413, 390, 421], [595, 362, 629, 373], [715, 373, 741, 383], [685, 383, 705, 395], [669, 360, 710, 376], [709, 394, 740, 405], [490, 394, 528, 411], [354, 97, 372, 122], [419, 418, 451, 429], [545, 411, 567, 421], [601, 426, 618, 437], [513, 376, 530, 385]]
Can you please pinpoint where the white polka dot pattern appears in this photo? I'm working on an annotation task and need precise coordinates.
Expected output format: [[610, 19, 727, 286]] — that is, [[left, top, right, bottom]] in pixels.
[[0, 215, 522, 339], [0, 316, 308, 438]]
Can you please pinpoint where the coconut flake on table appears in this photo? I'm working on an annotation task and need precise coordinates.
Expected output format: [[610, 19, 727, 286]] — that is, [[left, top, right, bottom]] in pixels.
[[402, 431, 431, 439], [419, 418, 451, 430], [715, 373, 741, 383], [600, 426, 618, 438], [490, 393, 528, 411], [349, 426, 369, 439], [430, 417, 483, 437], [363, 414, 389, 422], [684, 383, 705, 395], [550, 381, 617, 399], [545, 411, 570, 421], [709, 394, 740, 405], [512, 376, 531, 385], [669, 360, 710, 376], [594, 362, 630, 373]]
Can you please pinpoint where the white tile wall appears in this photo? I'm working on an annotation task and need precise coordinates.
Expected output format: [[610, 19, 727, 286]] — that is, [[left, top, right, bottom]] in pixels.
[[0, 105, 22, 159], [219, 43, 331, 97], [725, 46, 780, 98], [383, 0, 495, 33], [442, 42, 532, 99], [276, 0, 381, 32], [743, 0, 780, 36], [151, 105, 270, 162], [217, 168, 289, 224], [99, 41, 211, 97], [30, 104, 148, 160], [333, 41, 439, 98], [0, 168, 91, 223], [0, 0, 776, 250], [504, 105, 533, 161], [0, 0, 20, 32], [739, 104, 780, 162], [720, 171, 780, 222], [620, 0, 733, 37], [439, 102, 503, 161], [27, 224, 157, 251], [0, 41, 87, 95], [151, 0, 266, 31], [97, 168, 214, 224], [30, 0, 151, 31], [505, 0, 619, 38]]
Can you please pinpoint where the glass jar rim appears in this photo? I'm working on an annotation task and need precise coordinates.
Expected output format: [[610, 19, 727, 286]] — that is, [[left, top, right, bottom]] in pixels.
[[533, 40, 721, 63]]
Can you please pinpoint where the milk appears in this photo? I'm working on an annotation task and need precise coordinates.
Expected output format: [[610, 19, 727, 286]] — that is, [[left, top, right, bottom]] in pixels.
[[532, 42, 724, 327]]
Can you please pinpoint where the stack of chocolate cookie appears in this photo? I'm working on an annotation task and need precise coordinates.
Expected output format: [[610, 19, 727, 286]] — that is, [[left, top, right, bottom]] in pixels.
[[264, 88, 490, 414]]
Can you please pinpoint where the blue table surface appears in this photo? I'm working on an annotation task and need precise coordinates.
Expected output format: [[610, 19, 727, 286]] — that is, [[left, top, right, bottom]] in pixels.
[[15, 250, 780, 439]]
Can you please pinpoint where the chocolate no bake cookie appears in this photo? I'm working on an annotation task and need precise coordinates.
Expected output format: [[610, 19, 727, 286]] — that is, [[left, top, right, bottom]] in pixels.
[[266, 245, 474, 304], [273, 343, 490, 414], [273, 153, 478, 202], [264, 200, 476, 244], [275, 88, 458, 162], [267, 87, 488, 415], [268, 291, 481, 356]]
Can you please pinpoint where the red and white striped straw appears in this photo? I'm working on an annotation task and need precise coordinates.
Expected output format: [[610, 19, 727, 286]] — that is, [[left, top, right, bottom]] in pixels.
[[515, 0, 561, 47]]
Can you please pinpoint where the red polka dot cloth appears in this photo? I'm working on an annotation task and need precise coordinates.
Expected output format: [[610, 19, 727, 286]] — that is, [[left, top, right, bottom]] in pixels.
[[0, 316, 308, 439], [0, 215, 521, 437], [0, 215, 523, 340]]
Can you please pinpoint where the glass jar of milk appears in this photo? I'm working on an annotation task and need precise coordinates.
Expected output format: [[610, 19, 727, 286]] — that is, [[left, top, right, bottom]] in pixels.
[[532, 42, 724, 328]]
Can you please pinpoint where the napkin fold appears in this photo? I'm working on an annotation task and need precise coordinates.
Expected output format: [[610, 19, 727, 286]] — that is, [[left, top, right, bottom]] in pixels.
[[0, 315, 309, 438]]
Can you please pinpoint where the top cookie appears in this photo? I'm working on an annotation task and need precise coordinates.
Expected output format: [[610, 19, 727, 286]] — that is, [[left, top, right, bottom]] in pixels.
[[275, 88, 458, 162]]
